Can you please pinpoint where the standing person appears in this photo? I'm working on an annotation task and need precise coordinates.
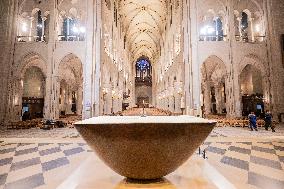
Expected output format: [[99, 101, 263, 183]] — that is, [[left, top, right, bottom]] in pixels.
[[248, 112, 258, 131], [22, 111, 31, 121], [264, 110, 275, 132]]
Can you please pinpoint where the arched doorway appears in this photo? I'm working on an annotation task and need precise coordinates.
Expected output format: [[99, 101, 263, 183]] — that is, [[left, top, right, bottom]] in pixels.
[[240, 64, 265, 117], [201, 56, 227, 116], [135, 57, 152, 108], [58, 54, 83, 117], [22, 66, 45, 120]]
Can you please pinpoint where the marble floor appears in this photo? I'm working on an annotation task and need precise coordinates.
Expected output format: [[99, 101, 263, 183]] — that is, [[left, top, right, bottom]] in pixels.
[[0, 124, 283, 189]]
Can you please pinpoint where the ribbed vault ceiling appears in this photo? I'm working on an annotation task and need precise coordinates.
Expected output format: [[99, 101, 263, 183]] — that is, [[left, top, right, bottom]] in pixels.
[[119, 0, 167, 62]]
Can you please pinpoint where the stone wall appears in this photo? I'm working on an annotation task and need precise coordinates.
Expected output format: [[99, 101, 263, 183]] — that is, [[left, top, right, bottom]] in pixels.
[[0, 0, 16, 124], [268, 0, 284, 116]]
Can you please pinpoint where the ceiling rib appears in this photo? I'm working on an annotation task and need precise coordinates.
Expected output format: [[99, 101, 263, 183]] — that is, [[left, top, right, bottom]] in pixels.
[[119, 0, 167, 62]]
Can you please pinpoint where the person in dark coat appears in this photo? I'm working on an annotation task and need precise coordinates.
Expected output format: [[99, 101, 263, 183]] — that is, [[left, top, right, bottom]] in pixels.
[[264, 110, 275, 132], [22, 111, 31, 121], [248, 112, 258, 131]]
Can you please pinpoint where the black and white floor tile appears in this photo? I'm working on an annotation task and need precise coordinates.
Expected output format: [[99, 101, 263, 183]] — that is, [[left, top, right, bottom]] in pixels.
[[200, 140, 284, 189], [0, 125, 284, 189], [0, 142, 91, 189]]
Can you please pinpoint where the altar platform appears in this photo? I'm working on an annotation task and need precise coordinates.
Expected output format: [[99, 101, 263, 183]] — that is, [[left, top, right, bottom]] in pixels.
[[57, 154, 236, 189]]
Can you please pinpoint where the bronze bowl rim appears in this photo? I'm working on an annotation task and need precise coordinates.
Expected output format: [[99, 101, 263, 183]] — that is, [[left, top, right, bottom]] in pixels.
[[74, 115, 217, 126]]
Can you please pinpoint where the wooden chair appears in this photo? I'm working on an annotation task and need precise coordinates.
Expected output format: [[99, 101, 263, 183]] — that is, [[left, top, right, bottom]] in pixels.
[[257, 120, 265, 127], [217, 119, 225, 127]]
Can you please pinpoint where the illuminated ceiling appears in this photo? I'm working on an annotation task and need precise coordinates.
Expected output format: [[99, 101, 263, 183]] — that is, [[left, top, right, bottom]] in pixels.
[[119, 0, 167, 62]]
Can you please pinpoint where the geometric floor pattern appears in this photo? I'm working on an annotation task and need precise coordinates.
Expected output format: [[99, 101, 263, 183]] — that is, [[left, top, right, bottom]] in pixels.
[[200, 141, 284, 189], [0, 127, 80, 139], [0, 142, 92, 189], [0, 123, 283, 189], [0, 140, 283, 189]]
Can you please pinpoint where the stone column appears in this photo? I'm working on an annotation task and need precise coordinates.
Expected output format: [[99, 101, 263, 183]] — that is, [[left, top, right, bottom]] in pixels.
[[182, 0, 191, 114], [0, 0, 17, 124], [237, 17, 242, 39], [106, 92, 112, 114], [104, 84, 112, 114], [214, 83, 222, 114], [189, 0, 202, 116], [93, 0, 102, 116], [59, 83, 64, 114], [113, 98, 118, 113], [226, 0, 242, 118], [118, 97, 123, 112], [174, 81, 183, 113], [53, 76, 61, 119], [45, 75, 60, 120], [41, 0, 61, 120], [66, 86, 73, 115], [168, 87, 174, 112], [263, 0, 284, 117], [83, 0, 96, 119], [162, 97, 166, 110], [169, 96, 174, 112], [58, 83, 64, 114], [203, 82, 211, 115], [229, 71, 242, 117], [76, 85, 83, 115], [161, 96, 164, 110], [102, 94, 106, 115], [111, 88, 116, 113], [29, 17, 34, 42], [41, 16, 47, 41], [16, 78, 23, 121], [118, 91, 123, 112], [249, 17, 255, 42], [161, 97, 164, 110], [259, 75, 271, 113], [9, 78, 23, 122], [174, 93, 181, 113], [61, 85, 65, 113], [158, 97, 162, 109], [158, 92, 162, 109], [180, 95, 185, 114], [220, 84, 226, 113], [113, 87, 121, 113], [43, 75, 51, 119]]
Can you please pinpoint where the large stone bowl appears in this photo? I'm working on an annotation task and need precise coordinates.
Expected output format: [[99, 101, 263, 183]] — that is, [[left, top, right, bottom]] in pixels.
[[75, 116, 216, 180]]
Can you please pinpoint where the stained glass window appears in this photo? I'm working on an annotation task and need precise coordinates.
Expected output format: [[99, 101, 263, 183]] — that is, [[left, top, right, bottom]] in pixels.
[[137, 59, 150, 71]]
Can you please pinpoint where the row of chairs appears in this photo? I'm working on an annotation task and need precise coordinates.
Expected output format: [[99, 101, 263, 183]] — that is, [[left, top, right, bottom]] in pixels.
[[206, 115, 279, 128], [6, 115, 82, 130], [59, 115, 82, 128], [7, 119, 43, 130], [116, 107, 171, 116], [146, 108, 172, 116]]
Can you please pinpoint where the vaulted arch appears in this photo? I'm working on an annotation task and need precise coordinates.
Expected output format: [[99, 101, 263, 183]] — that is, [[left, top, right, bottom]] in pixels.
[[57, 53, 83, 116], [119, 0, 167, 61], [201, 55, 227, 115]]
